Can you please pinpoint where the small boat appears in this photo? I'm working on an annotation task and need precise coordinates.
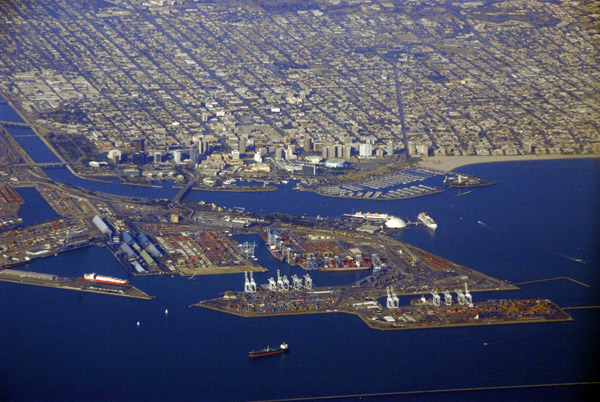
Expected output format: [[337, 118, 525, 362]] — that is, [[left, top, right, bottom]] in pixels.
[[165, 309, 169, 315], [136, 321, 140, 327], [454, 190, 472, 198], [249, 342, 289, 358]]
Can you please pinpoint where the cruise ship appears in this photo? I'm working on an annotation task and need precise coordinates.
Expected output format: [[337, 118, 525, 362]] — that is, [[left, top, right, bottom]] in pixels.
[[81, 273, 129, 285], [418, 212, 437, 231], [343, 211, 390, 221], [249, 342, 289, 358]]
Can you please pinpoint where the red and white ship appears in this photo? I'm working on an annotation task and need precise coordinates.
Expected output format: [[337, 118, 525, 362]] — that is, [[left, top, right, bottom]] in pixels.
[[249, 342, 289, 358], [81, 273, 129, 285]]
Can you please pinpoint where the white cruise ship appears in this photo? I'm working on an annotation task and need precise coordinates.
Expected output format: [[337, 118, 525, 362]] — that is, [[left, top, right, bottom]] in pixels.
[[418, 212, 437, 231]]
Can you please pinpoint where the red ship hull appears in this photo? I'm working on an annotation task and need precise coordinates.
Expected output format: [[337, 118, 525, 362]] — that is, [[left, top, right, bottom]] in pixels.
[[249, 349, 288, 358]]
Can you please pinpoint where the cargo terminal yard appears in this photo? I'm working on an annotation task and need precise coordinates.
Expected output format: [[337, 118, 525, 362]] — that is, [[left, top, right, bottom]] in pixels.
[[193, 234, 573, 330]]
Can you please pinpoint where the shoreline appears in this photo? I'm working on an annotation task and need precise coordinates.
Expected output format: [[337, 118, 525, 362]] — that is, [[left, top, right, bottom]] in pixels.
[[417, 154, 599, 172]]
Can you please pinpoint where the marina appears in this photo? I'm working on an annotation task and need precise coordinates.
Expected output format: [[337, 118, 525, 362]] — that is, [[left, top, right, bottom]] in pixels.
[[310, 167, 446, 200]]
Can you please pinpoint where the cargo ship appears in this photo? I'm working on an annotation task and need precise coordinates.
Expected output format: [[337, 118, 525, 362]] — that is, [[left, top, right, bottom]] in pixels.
[[81, 273, 129, 285], [418, 212, 437, 231], [249, 342, 289, 358], [319, 255, 372, 272], [319, 265, 371, 272]]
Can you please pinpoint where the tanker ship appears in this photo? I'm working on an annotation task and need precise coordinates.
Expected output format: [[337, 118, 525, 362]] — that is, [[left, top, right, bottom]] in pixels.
[[249, 342, 289, 358], [81, 273, 129, 285]]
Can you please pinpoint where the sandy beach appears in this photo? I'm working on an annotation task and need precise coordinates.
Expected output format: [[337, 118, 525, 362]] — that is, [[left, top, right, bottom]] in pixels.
[[417, 154, 599, 172]]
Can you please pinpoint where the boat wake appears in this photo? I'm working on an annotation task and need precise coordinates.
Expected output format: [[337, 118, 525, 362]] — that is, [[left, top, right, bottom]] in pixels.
[[477, 220, 491, 229], [548, 249, 586, 264]]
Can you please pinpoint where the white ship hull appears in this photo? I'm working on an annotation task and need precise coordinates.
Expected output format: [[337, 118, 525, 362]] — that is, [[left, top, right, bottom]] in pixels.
[[418, 212, 437, 231]]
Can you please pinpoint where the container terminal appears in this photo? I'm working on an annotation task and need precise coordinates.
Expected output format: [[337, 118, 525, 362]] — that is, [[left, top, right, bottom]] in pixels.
[[194, 271, 572, 331], [0, 269, 153, 299], [193, 225, 572, 330]]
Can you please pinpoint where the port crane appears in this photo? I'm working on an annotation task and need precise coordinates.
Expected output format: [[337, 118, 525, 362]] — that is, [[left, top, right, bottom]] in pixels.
[[431, 290, 441, 306], [291, 274, 303, 290], [303, 273, 313, 290], [464, 283, 473, 306], [244, 271, 257, 293], [240, 241, 256, 259], [444, 290, 452, 306], [386, 286, 399, 309], [276, 269, 290, 291]]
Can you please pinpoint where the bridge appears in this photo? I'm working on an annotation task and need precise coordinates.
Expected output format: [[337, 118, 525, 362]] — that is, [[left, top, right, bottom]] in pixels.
[[0, 120, 30, 128], [173, 180, 196, 203], [12, 162, 71, 169]]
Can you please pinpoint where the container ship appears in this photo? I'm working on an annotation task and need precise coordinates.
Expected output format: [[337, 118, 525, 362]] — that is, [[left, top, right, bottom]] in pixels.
[[249, 342, 289, 358], [418, 212, 437, 231], [81, 273, 129, 285]]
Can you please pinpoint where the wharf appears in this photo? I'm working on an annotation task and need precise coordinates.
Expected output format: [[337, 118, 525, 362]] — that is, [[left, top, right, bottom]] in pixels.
[[359, 299, 573, 331], [190, 224, 576, 331], [193, 289, 572, 331], [0, 269, 154, 299]]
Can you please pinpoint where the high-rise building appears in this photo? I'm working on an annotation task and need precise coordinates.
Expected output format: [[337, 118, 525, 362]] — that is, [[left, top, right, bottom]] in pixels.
[[173, 150, 183, 163], [132, 152, 146, 165], [189, 144, 199, 163], [108, 149, 121, 164], [387, 140, 395, 156], [334, 145, 343, 158], [199, 139, 209, 155], [153, 152, 162, 164], [133, 138, 145, 153], [343, 145, 352, 159], [359, 143, 372, 157], [416, 143, 429, 156], [303, 137, 312, 152], [239, 138, 247, 155]]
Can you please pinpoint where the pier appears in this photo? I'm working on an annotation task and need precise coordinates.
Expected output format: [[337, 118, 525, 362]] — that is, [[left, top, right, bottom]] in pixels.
[[0, 269, 154, 299]]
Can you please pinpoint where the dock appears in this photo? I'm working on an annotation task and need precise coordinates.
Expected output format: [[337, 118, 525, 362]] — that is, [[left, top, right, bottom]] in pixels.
[[0, 269, 154, 299]]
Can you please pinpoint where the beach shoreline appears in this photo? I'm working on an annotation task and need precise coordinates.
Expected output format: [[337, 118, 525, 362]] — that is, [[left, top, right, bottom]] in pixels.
[[417, 154, 599, 172]]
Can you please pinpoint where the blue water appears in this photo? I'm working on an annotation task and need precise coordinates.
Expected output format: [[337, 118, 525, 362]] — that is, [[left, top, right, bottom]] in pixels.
[[14, 187, 60, 226], [0, 103, 25, 123], [6, 126, 61, 164], [1, 109, 599, 400]]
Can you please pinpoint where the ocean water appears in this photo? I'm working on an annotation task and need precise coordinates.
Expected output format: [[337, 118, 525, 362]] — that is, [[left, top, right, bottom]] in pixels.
[[1, 113, 599, 400]]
